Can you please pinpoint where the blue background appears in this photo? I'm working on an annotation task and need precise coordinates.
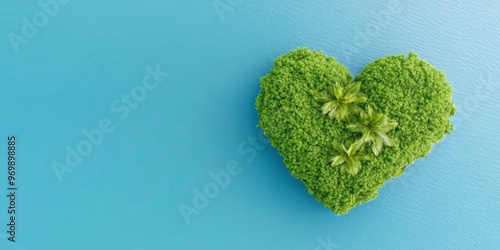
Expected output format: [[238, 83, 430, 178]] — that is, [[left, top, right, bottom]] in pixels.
[[0, 0, 499, 249]]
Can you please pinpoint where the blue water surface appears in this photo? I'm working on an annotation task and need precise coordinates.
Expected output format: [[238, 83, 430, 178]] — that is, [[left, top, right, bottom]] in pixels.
[[0, 0, 499, 249]]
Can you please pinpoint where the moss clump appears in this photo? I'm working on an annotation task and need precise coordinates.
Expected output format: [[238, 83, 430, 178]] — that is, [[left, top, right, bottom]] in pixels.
[[256, 48, 455, 214]]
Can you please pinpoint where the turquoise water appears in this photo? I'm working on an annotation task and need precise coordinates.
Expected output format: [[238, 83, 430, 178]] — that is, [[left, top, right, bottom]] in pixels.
[[0, 0, 499, 249]]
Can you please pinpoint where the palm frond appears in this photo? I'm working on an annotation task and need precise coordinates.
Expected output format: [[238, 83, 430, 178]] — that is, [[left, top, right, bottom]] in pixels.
[[316, 82, 368, 122], [353, 94, 368, 103], [347, 106, 398, 156], [332, 141, 345, 154], [331, 155, 347, 166], [330, 141, 369, 176], [346, 123, 365, 133], [376, 131, 394, 146], [321, 102, 338, 116], [343, 82, 361, 99], [372, 139, 384, 156], [316, 92, 332, 103], [332, 82, 344, 99]]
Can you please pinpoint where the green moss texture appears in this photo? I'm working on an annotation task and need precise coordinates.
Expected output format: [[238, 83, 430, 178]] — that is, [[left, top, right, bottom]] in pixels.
[[256, 48, 456, 214]]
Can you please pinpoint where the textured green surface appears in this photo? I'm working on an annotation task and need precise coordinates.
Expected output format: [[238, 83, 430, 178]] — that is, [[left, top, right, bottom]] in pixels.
[[256, 48, 456, 214]]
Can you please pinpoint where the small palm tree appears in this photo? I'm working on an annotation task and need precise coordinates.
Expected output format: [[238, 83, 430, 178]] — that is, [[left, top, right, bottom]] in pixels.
[[316, 82, 367, 122], [331, 141, 369, 176], [347, 106, 398, 156]]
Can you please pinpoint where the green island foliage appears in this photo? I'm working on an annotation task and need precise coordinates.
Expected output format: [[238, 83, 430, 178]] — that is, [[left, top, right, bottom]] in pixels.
[[316, 81, 367, 122], [255, 48, 456, 214], [347, 106, 398, 156]]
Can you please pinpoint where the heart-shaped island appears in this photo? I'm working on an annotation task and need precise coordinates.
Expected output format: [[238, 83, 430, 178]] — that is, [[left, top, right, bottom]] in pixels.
[[256, 48, 456, 214]]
